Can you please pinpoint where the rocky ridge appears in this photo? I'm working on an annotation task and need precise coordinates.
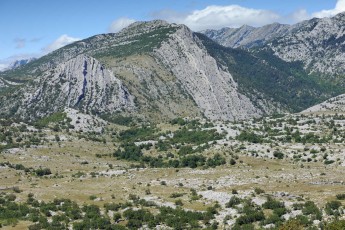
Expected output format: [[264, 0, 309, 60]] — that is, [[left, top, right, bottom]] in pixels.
[[268, 13, 345, 75], [2, 55, 135, 120], [202, 23, 291, 48], [153, 24, 263, 120], [0, 19, 342, 122], [203, 12, 345, 76]]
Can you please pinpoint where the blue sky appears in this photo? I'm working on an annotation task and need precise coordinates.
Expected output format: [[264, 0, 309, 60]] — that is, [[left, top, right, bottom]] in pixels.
[[0, 0, 342, 69]]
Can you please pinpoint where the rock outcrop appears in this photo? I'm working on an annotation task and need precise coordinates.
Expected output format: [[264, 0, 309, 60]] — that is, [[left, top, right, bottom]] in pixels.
[[4, 55, 135, 120], [154, 25, 262, 120], [203, 12, 345, 76], [0, 19, 341, 122], [202, 23, 291, 48]]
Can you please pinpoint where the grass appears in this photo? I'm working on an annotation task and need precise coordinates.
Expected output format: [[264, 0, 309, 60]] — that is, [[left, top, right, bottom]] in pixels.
[[1, 137, 342, 208], [0, 113, 344, 229]]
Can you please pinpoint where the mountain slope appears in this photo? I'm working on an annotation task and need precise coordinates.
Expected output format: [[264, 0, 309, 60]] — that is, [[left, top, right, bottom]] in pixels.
[[94, 21, 266, 121], [152, 24, 263, 120], [203, 12, 345, 78], [196, 33, 339, 112], [302, 94, 345, 113], [267, 13, 345, 76], [0, 55, 135, 120], [202, 23, 292, 48], [0, 20, 340, 122]]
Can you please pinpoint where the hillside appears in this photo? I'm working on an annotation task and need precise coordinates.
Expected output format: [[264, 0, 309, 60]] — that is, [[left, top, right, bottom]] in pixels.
[[0, 18, 345, 230], [203, 12, 345, 80], [302, 93, 345, 114], [202, 23, 292, 48], [0, 20, 340, 123]]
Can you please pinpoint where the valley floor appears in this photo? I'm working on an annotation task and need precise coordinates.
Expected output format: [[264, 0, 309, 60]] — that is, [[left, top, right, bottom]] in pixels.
[[0, 111, 345, 229]]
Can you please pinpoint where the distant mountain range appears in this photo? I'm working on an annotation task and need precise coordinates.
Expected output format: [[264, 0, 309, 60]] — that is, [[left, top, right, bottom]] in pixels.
[[202, 12, 345, 76], [0, 13, 344, 122], [0, 58, 36, 72]]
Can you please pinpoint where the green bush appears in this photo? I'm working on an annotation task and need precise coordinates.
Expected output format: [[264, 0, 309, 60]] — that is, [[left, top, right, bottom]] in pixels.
[[237, 131, 263, 143], [226, 196, 242, 208], [302, 201, 322, 220], [262, 197, 284, 209], [118, 126, 156, 142], [273, 151, 284, 159], [336, 193, 345, 200], [35, 168, 52, 176]]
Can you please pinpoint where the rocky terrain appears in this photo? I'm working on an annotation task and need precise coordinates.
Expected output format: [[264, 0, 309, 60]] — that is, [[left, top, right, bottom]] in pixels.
[[1, 55, 135, 120], [202, 23, 292, 48], [0, 106, 344, 229], [153, 24, 263, 120], [203, 12, 345, 78], [0, 12, 344, 230], [268, 13, 345, 75], [1, 20, 341, 122]]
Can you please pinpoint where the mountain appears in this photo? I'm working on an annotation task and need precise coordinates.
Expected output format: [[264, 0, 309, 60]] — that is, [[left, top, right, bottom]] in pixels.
[[0, 58, 36, 73], [8, 58, 36, 70], [267, 13, 345, 76], [0, 20, 340, 122], [203, 12, 345, 78], [1, 55, 135, 120], [202, 23, 292, 48]]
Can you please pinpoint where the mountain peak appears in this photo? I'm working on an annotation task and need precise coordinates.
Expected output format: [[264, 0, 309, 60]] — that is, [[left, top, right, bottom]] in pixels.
[[126, 19, 170, 28], [119, 19, 176, 35], [239, 24, 255, 30]]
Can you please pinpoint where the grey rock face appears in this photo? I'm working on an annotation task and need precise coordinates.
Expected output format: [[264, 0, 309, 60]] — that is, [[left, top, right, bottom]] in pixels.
[[154, 25, 263, 120], [6, 55, 135, 119], [203, 12, 345, 75], [1, 20, 313, 122], [202, 23, 291, 48], [268, 13, 345, 74]]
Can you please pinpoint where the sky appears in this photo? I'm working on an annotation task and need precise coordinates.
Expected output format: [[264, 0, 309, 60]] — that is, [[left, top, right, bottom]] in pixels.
[[0, 0, 343, 70]]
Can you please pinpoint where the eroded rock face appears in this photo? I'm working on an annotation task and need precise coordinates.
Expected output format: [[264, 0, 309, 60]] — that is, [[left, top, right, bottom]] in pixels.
[[268, 14, 345, 74], [204, 12, 345, 75], [154, 25, 262, 121], [203, 23, 292, 48], [8, 55, 135, 119]]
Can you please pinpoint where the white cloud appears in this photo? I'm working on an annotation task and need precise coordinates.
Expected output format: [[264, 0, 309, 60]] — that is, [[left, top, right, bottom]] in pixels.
[[109, 17, 136, 33], [152, 2, 345, 31], [43, 34, 80, 54], [155, 5, 280, 31], [313, 0, 345, 18]]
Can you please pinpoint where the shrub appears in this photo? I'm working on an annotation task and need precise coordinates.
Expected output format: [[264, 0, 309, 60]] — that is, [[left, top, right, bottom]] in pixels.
[[325, 200, 342, 215], [35, 168, 52, 176], [236, 131, 263, 143], [175, 199, 183, 206], [279, 219, 304, 230], [325, 220, 345, 230], [262, 197, 284, 209], [302, 201, 322, 220], [273, 151, 284, 159], [336, 193, 345, 200], [226, 196, 241, 208], [254, 187, 265, 194]]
